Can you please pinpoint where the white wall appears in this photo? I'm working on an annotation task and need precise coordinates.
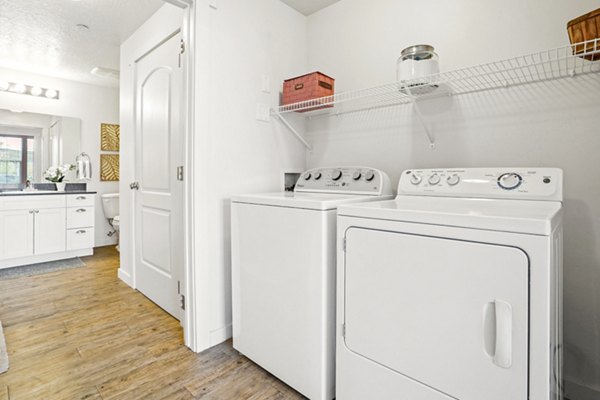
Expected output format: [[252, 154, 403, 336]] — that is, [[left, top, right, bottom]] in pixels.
[[0, 67, 119, 247], [193, 0, 307, 349], [305, 0, 600, 397]]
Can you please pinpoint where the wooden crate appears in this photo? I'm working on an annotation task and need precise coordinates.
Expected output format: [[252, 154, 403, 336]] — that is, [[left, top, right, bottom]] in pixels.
[[282, 72, 334, 112], [567, 8, 600, 60]]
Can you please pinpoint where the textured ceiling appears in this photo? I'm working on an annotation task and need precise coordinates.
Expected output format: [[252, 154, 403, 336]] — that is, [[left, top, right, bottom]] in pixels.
[[280, 0, 341, 16], [0, 0, 165, 87]]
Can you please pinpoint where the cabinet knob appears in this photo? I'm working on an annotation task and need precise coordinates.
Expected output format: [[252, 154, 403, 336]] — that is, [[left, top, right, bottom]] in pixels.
[[76, 196, 86, 200], [76, 209, 87, 213], [76, 230, 87, 234]]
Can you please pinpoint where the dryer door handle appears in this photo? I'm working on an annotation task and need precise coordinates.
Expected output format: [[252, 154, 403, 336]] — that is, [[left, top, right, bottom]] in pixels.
[[483, 299, 513, 369]]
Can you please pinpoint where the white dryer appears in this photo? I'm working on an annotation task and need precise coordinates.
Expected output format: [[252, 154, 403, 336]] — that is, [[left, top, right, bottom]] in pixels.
[[336, 168, 563, 400], [231, 167, 393, 400]]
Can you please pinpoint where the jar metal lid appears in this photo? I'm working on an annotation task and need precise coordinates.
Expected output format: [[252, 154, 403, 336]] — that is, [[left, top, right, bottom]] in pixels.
[[400, 44, 436, 60]]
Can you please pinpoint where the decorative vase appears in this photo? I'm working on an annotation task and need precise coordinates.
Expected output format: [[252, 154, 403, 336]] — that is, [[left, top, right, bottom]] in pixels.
[[55, 182, 67, 192]]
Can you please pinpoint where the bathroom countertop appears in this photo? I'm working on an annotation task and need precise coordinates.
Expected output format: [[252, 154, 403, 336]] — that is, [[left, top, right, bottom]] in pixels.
[[0, 191, 98, 197]]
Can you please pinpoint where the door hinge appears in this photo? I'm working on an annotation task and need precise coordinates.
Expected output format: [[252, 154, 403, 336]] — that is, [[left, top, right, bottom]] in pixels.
[[343, 237, 347, 252], [177, 166, 184, 181], [177, 280, 181, 295], [342, 323, 346, 338], [178, 40, 185, 67], [180, 294, 185, 310]]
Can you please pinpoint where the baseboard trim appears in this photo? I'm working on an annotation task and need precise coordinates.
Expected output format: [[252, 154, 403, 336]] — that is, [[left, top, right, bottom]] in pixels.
[[564, 379, 600, 400], [0, 249, 93, 270], [118, 268, 133, 287], [209, 324, 232, 347]]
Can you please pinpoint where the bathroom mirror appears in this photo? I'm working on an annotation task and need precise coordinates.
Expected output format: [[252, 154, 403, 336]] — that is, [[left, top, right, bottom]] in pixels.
[[0, 109, 81, 188]]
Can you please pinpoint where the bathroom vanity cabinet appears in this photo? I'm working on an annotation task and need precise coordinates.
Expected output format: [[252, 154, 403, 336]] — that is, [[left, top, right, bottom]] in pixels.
[[0, 192, 96, 270]]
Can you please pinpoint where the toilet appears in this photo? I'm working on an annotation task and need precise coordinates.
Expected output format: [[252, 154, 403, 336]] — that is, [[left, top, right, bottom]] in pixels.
[[101, 193, 120, 252]]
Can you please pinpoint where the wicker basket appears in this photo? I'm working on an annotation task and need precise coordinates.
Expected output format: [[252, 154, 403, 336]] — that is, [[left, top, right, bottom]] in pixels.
[[282, 72, 335, 113], [567, 8, 600, 60]]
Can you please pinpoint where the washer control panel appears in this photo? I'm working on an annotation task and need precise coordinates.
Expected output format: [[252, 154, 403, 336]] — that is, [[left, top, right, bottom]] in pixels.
[[399, 168, 563, 201], [295, 167, 392, 195]]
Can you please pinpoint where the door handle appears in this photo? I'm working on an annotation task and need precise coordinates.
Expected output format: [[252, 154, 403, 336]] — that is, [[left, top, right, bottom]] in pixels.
[[76, 196, 86, 200], [76, 230, 87, 234], [130, 182, 140, 190], [483, 300, 513, 369], [76, 208, 87, 213]]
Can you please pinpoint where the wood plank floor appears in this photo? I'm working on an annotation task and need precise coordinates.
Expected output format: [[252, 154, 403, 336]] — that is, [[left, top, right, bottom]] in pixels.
[[0, 246, 305, 400]]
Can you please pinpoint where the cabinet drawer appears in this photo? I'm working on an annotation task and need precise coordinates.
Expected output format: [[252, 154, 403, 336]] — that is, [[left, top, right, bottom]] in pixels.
[[2, 195, 65, 210], [66, 228, 94, 251], [67, 207, 95, 228], [66, 194, 95, 207]]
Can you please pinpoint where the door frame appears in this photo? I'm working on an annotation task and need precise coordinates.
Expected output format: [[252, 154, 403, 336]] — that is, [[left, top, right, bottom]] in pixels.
[[121, 0, 198, 351], [160, 0, 197, 351]]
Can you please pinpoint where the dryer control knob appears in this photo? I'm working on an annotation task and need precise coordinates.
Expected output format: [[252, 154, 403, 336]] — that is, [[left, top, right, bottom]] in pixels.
[[365, 171, 375, 181], [498, 173, 522, 190], [332, 170, 343, 181], [314, 171, 322, 180], [303, 172, 312, 180], [352, 171, 362, 180], [447, 174, 460, 186], [428, 174, 441, 185], [410, 174, 422, 185]]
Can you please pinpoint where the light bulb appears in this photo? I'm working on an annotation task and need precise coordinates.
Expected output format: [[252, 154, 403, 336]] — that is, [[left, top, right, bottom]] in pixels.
[[0, 81, 9, 91], [13, 83, 27, 93], [30, 86, 43, 96], [45, 88, 58, 99]]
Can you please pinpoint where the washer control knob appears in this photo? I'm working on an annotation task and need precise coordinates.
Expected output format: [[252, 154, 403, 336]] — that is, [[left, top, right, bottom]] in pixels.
[[410, 174, 422, 185], [303, 172, 312, 180], [447, 174, 460, 186], [332, 170, 343, 181], [498, 173, 522, 190], [428, 173, 441, 185], [365, 171, 375, 181], [352, 171, 362, 180], [314, 171, 322, 180]]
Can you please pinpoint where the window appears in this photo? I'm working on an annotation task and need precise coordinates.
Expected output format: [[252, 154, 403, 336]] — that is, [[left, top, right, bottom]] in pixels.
[[0, 134, 35, 184]]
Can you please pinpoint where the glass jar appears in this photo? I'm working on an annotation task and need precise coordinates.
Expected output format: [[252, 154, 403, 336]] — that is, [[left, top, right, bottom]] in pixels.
[[396, 44, 440, 82]]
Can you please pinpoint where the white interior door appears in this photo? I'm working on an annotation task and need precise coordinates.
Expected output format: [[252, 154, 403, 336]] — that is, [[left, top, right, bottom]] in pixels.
[[133, 30, 184, 320], [343, 228, 529, 400]]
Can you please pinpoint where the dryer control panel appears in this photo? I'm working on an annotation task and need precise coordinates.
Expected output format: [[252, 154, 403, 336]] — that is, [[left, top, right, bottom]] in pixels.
[[399, 168, 563, 201], [295, 167, 392, 196]]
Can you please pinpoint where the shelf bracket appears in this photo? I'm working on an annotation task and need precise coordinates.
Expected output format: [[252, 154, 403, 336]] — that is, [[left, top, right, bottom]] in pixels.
[[403, 86, 435, 148], [272, 111, 313, 151], [411, 99, 435, 148]]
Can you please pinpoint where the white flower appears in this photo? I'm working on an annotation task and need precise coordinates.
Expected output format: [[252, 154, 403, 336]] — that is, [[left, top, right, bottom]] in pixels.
[[44, 164, 72, 183]]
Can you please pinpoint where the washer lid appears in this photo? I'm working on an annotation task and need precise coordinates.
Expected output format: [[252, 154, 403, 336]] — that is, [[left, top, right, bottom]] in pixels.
[[232, 192, 393, 211], [338, 196, 563, 235]]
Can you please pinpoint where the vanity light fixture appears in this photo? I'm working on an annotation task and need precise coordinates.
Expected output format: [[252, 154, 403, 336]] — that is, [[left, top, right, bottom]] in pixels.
[[12, 83, 27, 94], [45, 89, 59, 99], [0, 80, 60, 100], [30, 86, 43, 96]]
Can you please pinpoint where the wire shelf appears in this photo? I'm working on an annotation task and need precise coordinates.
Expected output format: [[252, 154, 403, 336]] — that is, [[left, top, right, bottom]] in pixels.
[[273, 39, 600, 117]]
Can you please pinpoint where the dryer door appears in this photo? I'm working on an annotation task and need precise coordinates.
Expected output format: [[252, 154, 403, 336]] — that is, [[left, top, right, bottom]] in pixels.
[[343, 228, 529, 400]]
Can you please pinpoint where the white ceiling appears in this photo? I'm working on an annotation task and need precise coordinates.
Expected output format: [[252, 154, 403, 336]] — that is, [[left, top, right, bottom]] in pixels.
[[280, 0, 342, 16], [0, 0, 165, 87]]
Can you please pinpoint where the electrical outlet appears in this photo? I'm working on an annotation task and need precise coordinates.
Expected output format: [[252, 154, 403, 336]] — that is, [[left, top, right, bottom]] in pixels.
[[256, 103, 271, 122], [261, 74, 271, 93]]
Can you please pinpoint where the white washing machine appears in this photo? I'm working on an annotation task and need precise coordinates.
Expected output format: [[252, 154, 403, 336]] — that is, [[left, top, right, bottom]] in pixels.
[[336, 168, 563, 400], [231, 167, 393, 400]]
